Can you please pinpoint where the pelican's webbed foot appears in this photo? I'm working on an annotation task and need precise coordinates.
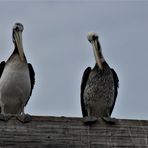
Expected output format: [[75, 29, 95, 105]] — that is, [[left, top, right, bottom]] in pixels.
[[0, 113, 12, 121], [83, 116, 97, 124], [16, 114, 32, 123], [102, 117, 117, 124]]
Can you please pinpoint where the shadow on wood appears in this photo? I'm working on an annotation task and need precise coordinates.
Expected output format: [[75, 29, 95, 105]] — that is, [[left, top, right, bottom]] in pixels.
[[0, 116, 148, 147]]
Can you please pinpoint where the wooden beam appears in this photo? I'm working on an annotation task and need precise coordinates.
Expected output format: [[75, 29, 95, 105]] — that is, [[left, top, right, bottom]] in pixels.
[[0, 116, 148, 147]]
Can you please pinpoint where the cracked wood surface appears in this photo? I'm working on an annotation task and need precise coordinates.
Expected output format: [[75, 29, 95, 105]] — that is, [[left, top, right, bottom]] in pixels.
[[0, 116, 148, 147]]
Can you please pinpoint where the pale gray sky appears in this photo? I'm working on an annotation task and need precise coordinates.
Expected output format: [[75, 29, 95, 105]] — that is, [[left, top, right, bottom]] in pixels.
[[0, 1, 148, 120]]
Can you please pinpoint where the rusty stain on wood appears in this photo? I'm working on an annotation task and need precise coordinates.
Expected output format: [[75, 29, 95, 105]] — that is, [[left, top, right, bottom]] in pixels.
[[0, 116, 148, 147]]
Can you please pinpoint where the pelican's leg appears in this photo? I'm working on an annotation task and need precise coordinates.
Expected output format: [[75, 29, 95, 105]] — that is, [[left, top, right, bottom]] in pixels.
[[83, 108, 97, 124], [0, 103, 12, 121], [102, 112, 117, 124], [16, 105, 31, 123], [102, 117, 117, 124]]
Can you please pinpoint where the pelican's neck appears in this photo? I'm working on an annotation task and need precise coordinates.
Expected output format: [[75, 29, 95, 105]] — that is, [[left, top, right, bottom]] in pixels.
[[13, 31, 26, 62], [93, 40, 105, 70], [7, 47, 27, 63]]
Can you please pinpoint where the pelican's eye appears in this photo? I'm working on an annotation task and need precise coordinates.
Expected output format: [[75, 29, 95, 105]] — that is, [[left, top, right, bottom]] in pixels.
[[92, 35, 98, 40]]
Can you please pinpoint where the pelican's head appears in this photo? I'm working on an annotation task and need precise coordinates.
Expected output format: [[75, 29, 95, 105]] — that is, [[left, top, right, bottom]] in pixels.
[[87, 32, 104, 69], [87, 32, 98, 43], [12, 23, 25, 61], [13, 23, 24, 32]]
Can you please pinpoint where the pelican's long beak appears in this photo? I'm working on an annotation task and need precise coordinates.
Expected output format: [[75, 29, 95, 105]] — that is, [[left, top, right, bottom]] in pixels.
[[13, 30, 24, 61], [92, 40, 103, 69]]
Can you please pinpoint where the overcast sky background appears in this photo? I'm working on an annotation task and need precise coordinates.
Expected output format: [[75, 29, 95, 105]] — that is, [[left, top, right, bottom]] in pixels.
[[0, 1, 148, 120]]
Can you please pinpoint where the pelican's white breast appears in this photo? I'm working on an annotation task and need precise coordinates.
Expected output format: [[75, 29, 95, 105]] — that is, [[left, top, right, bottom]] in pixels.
[[0, 55, 31, 113]]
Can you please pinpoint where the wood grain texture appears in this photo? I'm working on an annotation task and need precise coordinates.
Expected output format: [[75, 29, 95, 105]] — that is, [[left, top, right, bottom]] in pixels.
[[0, 116, 148, 147]]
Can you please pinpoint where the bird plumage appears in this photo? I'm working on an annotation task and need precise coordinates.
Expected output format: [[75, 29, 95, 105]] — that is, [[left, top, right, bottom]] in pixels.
[[81, 33, 119, 120], [0, 23, 35, 119]]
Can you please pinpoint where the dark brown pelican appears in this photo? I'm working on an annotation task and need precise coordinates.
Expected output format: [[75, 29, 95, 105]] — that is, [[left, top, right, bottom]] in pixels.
[[0, 23, 35, 122], [81, 32, 119, 123]]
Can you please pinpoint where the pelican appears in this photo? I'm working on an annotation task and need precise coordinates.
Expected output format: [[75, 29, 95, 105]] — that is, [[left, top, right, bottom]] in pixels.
[[0, 23, 35, 122], [81, 32, 119, 123]]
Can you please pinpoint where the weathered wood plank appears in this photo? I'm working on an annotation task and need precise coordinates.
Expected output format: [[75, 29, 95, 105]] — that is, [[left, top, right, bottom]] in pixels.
[[0, 116, 148, 147]]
